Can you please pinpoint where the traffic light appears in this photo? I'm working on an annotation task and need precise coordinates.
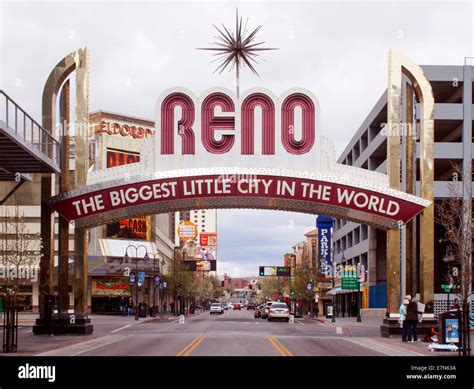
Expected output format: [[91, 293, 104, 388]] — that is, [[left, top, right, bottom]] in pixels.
[[259, 266, 265, 276], [290, 291, 295, 296]]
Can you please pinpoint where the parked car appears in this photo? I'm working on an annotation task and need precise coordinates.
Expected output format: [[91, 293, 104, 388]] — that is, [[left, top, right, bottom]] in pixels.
[[267, 302, 290, 322], [254, 305, 263, 318], [210, 303, 224, 315], [247, 303, 256, 310], [261, 301, 275, 319], [234, 304, 241, 310]]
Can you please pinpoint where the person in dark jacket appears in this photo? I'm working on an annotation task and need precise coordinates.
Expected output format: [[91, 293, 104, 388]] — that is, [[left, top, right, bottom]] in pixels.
[[406, 297, 420, 342], [119, 296, 126, 316]]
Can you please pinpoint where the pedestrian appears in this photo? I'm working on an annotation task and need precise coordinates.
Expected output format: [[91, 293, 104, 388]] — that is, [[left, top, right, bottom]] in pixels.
[[128, 297, 134, 317], [399, 297, 410, 342], [119, 296, 126, 317], [451, 298, 460, 310], [163, 302, 167, 313], [406, 296, 420, 343], [170, 301, 175, 315]]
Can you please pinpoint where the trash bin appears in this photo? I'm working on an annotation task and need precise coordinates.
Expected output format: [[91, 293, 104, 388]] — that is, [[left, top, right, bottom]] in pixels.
[[325, 302, 334, 318], [439, 310, 461, 345], [138, 303, 147, 318]]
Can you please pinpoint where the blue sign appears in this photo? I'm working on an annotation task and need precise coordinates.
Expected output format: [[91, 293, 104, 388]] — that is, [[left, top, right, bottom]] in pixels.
[[154, 276, 161, 286], [316, 216, 333, 276], [137, 271, 145, 287], [445, 318, 460, 343]]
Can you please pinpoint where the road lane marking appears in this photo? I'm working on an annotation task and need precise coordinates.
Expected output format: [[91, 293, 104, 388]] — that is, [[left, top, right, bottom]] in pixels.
[[111, 324, 133, 333], [176, 335, 206, 356], [336, 326, 343, 334], [297, 321, 304, 326], [342, 337, 425, 356], [37, 335, 126, 356], [267, 336, 294, 356]]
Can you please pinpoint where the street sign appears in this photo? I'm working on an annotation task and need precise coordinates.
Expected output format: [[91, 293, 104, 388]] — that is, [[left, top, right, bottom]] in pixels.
[[160, 281, 168, 289], [129, 272, 136, 285], [259, 266, 291, 277], [306, 281, 312, 290], [317, 281, 332, 289], [441, 284, 453, 292], [276, 267, 291, 276], [341, 265, 360, 290], [342, 277, 358, 290], [154, 276, 161, 286]]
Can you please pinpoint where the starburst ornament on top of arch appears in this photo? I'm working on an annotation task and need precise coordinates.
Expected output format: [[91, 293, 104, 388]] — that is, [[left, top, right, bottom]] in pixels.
[[197, 8, 278, 99]]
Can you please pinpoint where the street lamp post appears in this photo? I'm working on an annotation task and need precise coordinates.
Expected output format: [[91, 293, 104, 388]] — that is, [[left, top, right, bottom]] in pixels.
[[147, 252, 166, 317], [443, 245, 455, 310], [159, 257, 166, 318], [331, 259, 336, 323], [356, 262, 362, 322], [124, 244, 148, 320]]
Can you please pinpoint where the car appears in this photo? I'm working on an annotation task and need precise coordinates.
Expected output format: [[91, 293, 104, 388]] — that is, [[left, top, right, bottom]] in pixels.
[[247, 303, 256, 310], [233, 304, 241, 310], [254, 305, 263, 318], [267, 302, 290, 322], [221, 303, 227, 310], [210, 303, 224, 315], [261, 301, 275, 319]]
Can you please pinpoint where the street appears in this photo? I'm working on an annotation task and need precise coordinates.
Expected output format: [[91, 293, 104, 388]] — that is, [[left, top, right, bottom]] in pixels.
[[9, 310, 434, 357]]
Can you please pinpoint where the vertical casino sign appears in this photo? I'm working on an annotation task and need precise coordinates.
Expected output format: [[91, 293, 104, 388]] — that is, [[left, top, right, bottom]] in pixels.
[[317, 216, 333, 277]]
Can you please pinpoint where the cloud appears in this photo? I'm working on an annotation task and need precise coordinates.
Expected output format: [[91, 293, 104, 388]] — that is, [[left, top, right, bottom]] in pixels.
[[216, 209, 314, 277], [1, 1, 471, 278]]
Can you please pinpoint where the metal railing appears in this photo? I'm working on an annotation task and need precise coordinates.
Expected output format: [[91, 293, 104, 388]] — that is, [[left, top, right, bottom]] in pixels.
[[0, 90, 60, 168]]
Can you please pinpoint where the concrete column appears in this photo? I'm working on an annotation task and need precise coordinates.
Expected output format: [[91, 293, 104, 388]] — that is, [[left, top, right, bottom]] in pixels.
[[367, 227, 377, 285], [73, 48, 90, 315], [405, 82, 415, 296], [386, 51, 402, 313], [58, 80, 70, 315], [74, 228, 88, 314], [39, 175, 54, 318]]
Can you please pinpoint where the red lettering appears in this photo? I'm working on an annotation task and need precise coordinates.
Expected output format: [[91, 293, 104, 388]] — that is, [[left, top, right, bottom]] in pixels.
[[241, 93, 275, 155], [201, 92, 235, 154], [281, 93, 315, 155], [161, 92, 195, 155]]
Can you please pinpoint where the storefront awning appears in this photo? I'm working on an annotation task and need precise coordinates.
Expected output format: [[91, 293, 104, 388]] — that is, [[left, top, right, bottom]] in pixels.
[[326, 287, 359, 295]]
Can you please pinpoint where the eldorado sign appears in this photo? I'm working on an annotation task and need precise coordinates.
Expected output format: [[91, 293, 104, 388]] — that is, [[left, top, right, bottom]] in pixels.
[[49, 87, 430, 229]]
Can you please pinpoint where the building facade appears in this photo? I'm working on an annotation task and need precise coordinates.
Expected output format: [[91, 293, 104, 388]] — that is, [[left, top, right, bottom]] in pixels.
[[333, 62, 473, 314]]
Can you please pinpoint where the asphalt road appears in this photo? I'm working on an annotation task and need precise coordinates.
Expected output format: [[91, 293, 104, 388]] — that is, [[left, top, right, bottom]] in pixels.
[[34, 309, 417, 356]]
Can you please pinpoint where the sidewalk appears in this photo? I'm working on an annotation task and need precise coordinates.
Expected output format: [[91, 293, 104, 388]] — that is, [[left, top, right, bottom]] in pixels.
[[305, 315, 469, 356], [0, 311, 201, 356]]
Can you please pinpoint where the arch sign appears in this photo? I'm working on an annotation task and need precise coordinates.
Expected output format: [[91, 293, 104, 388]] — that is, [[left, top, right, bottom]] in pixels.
[[49, 87, 430, 229]]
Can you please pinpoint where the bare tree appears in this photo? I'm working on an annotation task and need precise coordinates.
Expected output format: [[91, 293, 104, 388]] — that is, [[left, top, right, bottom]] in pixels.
[[436, 163, 472, 356], [0, 198, 41, 299]]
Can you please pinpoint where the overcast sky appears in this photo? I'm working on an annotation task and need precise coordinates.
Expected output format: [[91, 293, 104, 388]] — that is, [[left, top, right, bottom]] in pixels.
[[1, 0, 472, 277]]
